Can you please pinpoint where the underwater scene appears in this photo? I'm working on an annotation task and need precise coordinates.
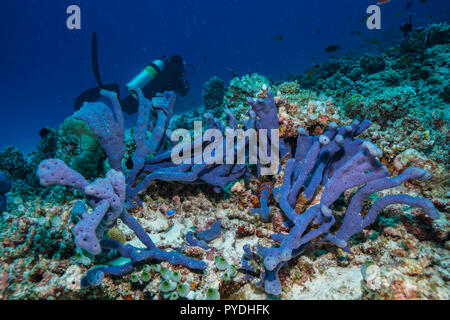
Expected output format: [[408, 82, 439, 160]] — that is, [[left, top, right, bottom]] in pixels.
[[0, 0, 449, 301]]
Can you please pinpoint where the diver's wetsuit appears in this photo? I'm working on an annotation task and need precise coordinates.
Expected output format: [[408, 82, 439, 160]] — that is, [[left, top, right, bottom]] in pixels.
[[121, 55, 190, 114]]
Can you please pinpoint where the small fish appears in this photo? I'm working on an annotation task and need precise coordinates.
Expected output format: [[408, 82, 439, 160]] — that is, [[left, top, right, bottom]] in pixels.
[[400, 23, 413, 34], [274, 35, 284, 41], [166, 209, 175, 217], [226, 67, 239, 78], [376, 0, 392, 4], [348, 16, 352, 21], [419, 0, 428, 3], [315, 28, 320, 34], [406, 1, 413, 9], [203, 56, 207, 63], [365, 38, 381, 45], [350, 30, 362, 36], [307, 69, 317, 79], [325, 45, 340, 52], [394, 12, 402, 18]]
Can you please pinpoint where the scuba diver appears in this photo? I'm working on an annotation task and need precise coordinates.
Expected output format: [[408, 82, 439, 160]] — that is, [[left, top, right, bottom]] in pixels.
[[400, 13, 414, 40], [74, 32, 195, 114], [399, 13, 435, 52]]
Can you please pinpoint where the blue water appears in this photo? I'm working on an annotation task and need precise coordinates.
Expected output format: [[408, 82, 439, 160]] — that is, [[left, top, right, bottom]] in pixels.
[[1, 0, 447, 153]]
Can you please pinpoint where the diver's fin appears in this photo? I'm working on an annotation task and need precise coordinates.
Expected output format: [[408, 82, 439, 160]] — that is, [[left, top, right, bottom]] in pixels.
[[74, 83, 120, 111], [74, 87, 101, 110], [74, 31, 121, 110], [92, 31, 103, 87]]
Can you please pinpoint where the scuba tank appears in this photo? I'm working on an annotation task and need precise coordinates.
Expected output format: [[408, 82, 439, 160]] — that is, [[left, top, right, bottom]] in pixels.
[[120, 55, 188, 114], [126, 58, 167, 94]]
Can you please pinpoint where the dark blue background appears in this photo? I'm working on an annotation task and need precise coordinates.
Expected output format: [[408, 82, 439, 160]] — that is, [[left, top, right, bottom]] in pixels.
[[1, 0, 447, 153]]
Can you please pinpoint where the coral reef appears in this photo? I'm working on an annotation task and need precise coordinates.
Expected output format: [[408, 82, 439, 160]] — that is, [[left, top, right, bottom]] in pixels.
[[0, 147, 31, 182], [360, 54, 386, 74], [0, 116, 107, 203], [55, 117, 106, 180], [0, 172, 11, 213], [1, 22, 448, 300], [203, 76, 226, 117], [223, 73, 271, 121], [295, 24, 449, 156]]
